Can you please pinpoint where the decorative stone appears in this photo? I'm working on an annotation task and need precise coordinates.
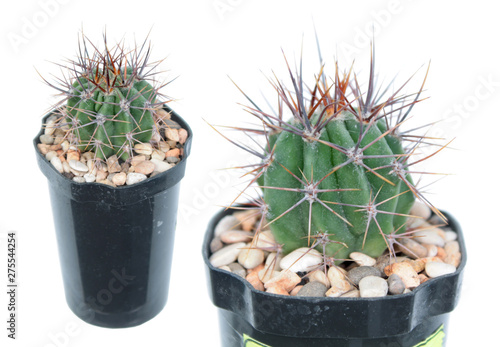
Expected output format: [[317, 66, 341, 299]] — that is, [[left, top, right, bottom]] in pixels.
[[266, 285, 289, 296], [384, 262, 420, 289], [40, 134, 54, 145], [350, 252, 376, 267], [297, 281, 327, 297], [280, 247, 322, 273], [215, 215, 239, 237], [410, 201, 431, 219], [425, 261, 456, 278], [264, 252, 281, 272], [68, 159, 88, 173], [83, 173, 95, 183], [290, 285, 303, 296], [50, 157, 63, 173], [135, 160, 155, 175], [326, 266, 351, 297], [246, 269, 264, 291], [165, 148, 180, 158], [151, 149, 166, 161], [220, 230, 253, 244], [359, 276, 388, 297], [233, 210, 258, 232], [150, 158, 174, 173], [387, 274, 405, 295], [264, 270, 301, 292], [340, 289, 360, 298], [307, 270, 330, 288], [165, 128, 180, 142], [134, 143, 153, 155], [209, 242, 246, 267], [131, 155, 146, 167], [126, 172, 147, 185], [178, 128, 188, 144], [258, 268, 280, 283], [398, 238, 428, 259], [445, 231, 458, 242], [347, 266, 381, 286], [413, 229, 445, 247], [112, 172, 127, 186], [228, 263, 246, 278], [253, 230, 276, 249], [210, 237, 224, 253], [238, 245, 265, 269], [72, 176, 85, 183], [422, 244, 438, 257]]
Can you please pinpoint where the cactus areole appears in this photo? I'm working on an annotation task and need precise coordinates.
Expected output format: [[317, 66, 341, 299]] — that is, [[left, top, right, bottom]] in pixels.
[[225, 53, 447, 261]]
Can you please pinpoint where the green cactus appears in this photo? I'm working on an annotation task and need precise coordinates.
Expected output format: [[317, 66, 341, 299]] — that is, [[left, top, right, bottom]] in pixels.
[[224, 52, 446, 262], [42, 34, 164, 160]]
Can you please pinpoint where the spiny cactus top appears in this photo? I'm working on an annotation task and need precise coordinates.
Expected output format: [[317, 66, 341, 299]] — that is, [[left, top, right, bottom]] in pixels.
[[222, 52, 449, 261], [42, 34, 167, 160]]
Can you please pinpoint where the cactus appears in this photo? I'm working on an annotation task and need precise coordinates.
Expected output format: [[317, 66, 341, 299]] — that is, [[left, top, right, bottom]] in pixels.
[[41, 33, 166, 161], [220, 50, 448, 262]]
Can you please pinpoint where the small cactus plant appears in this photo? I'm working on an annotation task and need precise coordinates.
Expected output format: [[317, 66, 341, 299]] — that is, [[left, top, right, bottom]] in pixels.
[[40, 33, 169, 161], [219, 49, 449, 262]]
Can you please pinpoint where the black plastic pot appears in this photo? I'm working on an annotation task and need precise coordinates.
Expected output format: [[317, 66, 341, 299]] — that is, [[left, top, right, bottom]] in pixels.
[[35, 106, 192, 328], [203, 207, 466, 346]]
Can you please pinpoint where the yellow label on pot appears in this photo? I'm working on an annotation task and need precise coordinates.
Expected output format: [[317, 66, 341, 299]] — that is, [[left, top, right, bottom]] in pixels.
[[242, 325, 444, 347], [413, 325, 445, 347], [243, 334, 271, 346]]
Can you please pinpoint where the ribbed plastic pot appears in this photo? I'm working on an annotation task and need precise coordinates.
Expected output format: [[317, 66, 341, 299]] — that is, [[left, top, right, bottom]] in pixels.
[[203, 207, 466, 346], [35, 106, 192, 328]]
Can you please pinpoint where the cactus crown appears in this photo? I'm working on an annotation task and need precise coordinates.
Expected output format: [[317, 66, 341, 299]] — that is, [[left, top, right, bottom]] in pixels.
[[41, 33, 169, 161], [220, 49, 449, 261]]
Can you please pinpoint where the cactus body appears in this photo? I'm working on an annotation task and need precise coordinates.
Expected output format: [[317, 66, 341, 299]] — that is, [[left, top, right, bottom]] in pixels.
[[67, 76, 156, 160], [263, 114, 415, 259]]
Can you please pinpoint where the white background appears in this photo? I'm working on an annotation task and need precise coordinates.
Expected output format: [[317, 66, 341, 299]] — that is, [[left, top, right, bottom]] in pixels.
[[1, 0, 499, 346]]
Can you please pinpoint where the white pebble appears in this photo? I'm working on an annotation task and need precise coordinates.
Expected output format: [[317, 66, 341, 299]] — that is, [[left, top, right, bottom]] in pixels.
[[253, 230, 276, 249], [84, 173, 96, 183], [280, 247, 322, 273], [150, 158, 174, 173], [425, 261, 456, 278], [350, 252, 376, 266], [359, 276, 388, 298], [445, 231, 458, 242], [215, 215, 240, 237], [69, 159, 89, 173], [50, 157, 63, 173], [72, 176, 85, 183], [45, 151, 58, 161], [238, 245, 265, 269], [126, 172, 147, 185], [410, 201, 432, 219], [209, 242, 246, 267], [413, 229, 445, 247]]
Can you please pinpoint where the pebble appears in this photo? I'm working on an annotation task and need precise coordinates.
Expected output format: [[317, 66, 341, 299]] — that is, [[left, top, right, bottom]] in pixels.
[[228, 263, 246, 278], [50, 157, 63, 173], [166, 156, 180, 164], [215, 215, 240, 237], [246, 268, 265, 291], [166, 148, 181, 158], [422, 244, 438, 257], [238, 245, 265, 269], [131, 155, 146, 167], [178, 128, 188, 144], [350, 252, 376, 266], [156, 108, 171, 120], [165, 128, 180, 142], [72, 176, 85, 183], [280, 247, 322, 273], [413, 229, 446, 247], [163, 119, 181, 129], [253, 230, 276, 249], [445, 231, 458, 242], [66, 150, 80, 162], [264, 252, 281, 272], [96, 170, 108, 181], [62, 161, 71, 174], [258, 268, 280, 283], [347, 266, 381, 286], [112, 172, 127, 186], [158, 141, 170, 152], [150, 158, 174, 173], [297, 281, 327, 297], [151, 149, 166, 161], [359, 276, 388, 297], [384, 262, 420, 289], [220, 230, 253, 244], [410, 201, 432, 219], [398, 238, 428, 259], [83, 173, 95, 183], [266, 285, 289, 296], [387, 274, 405, 295], [210, 237, 224, 253], [264, 270, 301, 292], [134, 143, 153, 155], [209, 242, 246, 267], [126, 172, 147, 185], [425, 261, 456, 278], [326, 266, 351, 297], [418, 273, 429, 284], [44, 118, 56, 135], [40, 134, 54, 145], [107, 155, 121, 173], [135, 160, 155, 175], [290, 285, 303, 296], [307, 270, 330, 288], [45, 150, 57, 161], [68, 159, 88, 173], [340, 289, 360, 298], [233, 210, 258, 232]]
